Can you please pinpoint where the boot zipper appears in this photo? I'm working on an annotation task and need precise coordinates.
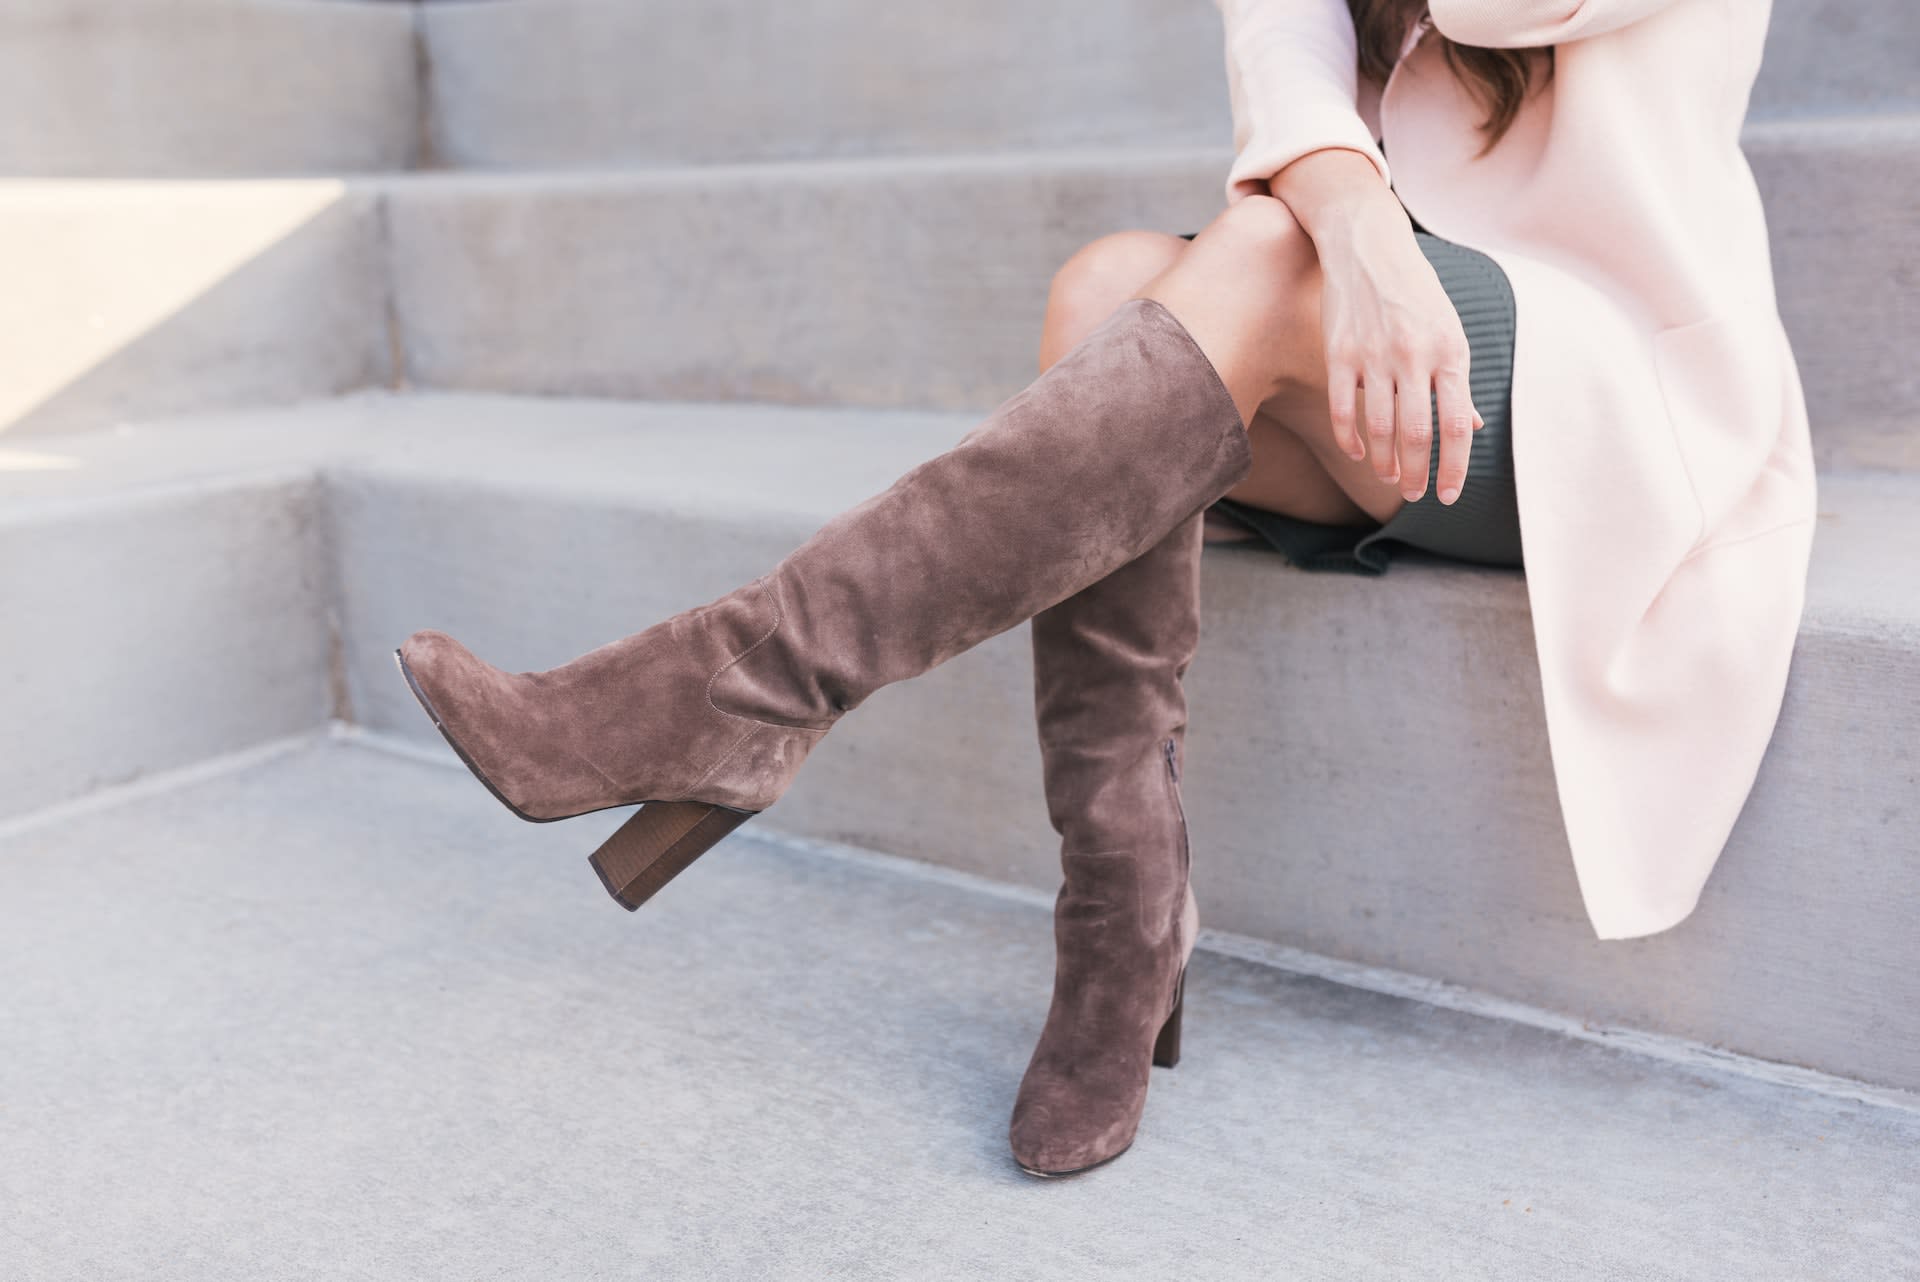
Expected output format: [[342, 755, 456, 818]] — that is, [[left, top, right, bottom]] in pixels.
[[1163, 737, 1189, 876], [1163, 736, 1192, 1019]]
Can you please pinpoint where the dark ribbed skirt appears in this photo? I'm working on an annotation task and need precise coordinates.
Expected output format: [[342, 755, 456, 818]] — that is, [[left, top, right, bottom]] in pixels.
[[1179, 217, 1524, 575]]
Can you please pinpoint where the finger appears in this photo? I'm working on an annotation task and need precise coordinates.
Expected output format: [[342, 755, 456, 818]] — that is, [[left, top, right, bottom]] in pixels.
[[1362, 369, 1398, 484], [1395, 365, 1433, 502], [1327, 363, 1365, 461], [1433, 365, 1476, 505]]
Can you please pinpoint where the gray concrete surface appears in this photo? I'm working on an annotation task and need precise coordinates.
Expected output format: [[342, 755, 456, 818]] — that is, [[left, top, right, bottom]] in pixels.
[[379, 151, 1227, 413], [0, 0, 1902, 185], [0, 179, 393, 436], [1749, 0, 1920, 118], [0, 471, 336, 822], [0, 0, 420, 177], [0, 739, 1914, 1281], [1748, 115, 1920, 462], [379, 125, 1920, 461], [8, 396, 1918, 1089], [416, 0, 1917, 170], [420, 0, 1228, 168], [11, 121, 1915, 454]]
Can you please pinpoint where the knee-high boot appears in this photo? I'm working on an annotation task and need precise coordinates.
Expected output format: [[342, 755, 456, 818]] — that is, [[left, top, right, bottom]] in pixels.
[[394, 298, 1249, 908], [1008, 511, 1204, 1176]]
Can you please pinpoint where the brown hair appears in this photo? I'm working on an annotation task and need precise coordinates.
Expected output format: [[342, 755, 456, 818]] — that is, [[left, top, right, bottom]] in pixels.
[[1348, 0, 1554, 156]]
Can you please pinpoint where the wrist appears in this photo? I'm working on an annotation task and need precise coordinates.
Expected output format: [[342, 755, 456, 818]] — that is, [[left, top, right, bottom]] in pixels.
[[1267, 148, 1405, 251]]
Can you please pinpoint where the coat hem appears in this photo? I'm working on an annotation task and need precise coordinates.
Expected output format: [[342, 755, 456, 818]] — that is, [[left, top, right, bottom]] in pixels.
[[1586, 887, 1707, 942]]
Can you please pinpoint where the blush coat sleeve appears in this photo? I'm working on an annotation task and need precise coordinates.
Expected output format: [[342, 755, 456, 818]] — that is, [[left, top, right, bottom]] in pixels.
[[1427, 0, 1695, 47], [1214, 0, 1394, 204]]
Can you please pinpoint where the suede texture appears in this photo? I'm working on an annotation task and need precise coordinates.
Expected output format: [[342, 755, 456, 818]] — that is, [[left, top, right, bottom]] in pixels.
[[1008, 511, 1205, 1176], [398, 298, 1251, 822]]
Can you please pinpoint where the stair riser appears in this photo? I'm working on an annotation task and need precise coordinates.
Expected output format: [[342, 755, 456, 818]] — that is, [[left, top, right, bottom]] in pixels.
[[3, 0, 1905, 179], [0, 477, 337, 822], [382, 156, 1223, 411], [0, 1, 419, 177], [10, 129, 1913, 464], [420, 0, 1916, 169], [332, 473, 1919, 1092], [1751, 123, 1920, 469], [1750, 0, 1920, 120], [421, 0, 1229, 169], [384, 135, 1919, 466], [0, 182, 393, 436]]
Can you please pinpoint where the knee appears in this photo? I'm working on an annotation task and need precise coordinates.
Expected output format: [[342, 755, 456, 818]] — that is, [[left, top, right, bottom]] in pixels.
[[1202, 194, 1313, 276], [1159, 194, 1317, 350], [1046, 231, 1185, 328]]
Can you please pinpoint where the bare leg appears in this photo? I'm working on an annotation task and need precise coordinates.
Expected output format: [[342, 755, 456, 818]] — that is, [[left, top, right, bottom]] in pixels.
[[1042, 227, 1371, 529], [1011, 204, 1404, 1178], [1127, 195, 1410, 526]]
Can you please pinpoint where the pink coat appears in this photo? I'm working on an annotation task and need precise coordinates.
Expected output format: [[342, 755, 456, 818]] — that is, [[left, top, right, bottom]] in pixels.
[[1214, 0, 1819, 939]]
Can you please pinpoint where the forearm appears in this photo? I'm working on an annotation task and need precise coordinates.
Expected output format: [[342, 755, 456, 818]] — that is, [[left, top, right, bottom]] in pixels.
[[1265, 146, 1410, 256]]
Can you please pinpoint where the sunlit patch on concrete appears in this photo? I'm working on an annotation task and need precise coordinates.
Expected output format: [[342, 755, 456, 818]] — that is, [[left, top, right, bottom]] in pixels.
[[0, 446, 80, 471], [0, 178, 347, 434]]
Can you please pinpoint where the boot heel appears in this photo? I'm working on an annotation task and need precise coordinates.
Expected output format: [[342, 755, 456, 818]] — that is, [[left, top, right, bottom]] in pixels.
[[1152, 966, 1186, 1068], [588, 800, 756, 911]]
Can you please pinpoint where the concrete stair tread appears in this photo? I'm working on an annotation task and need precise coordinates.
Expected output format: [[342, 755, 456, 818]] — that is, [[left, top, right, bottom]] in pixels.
[[1, 737, 1914, 1279], [5, 391, 1915, 634], [0, 392, 980, 521]]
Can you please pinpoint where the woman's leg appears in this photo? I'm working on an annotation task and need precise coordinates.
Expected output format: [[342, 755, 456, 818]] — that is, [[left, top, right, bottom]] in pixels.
[[1134, 197, 1412, 527], [396, 196, 1327, 909], [1009, 208, 1381, 1177], [1042, 224, 1373, 529]]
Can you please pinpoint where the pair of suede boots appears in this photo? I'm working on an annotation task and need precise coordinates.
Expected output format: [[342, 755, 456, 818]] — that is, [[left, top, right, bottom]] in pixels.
[[396, 297, 1251, 1177]]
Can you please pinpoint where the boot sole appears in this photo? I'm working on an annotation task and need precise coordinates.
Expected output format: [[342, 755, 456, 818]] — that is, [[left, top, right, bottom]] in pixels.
[[1014, 1142, 1135, 1179], [393, 648, 757, 910]]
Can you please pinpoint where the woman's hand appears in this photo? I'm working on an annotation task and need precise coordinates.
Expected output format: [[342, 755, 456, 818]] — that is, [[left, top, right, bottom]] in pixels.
[[1269, 149, 1484, 505]]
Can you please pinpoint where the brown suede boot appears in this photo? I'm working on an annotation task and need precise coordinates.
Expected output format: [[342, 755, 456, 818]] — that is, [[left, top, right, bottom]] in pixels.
[[395, 298, 1249, 909], [1007, 511, 1205, 1177]]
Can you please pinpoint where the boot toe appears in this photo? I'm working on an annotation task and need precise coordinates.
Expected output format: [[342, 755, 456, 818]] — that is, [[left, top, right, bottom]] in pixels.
[[398, 630, 508, 737], [399, 628, 476, 684], [1008, 1096, 1140, 1176], [395, 630, 543, 813]]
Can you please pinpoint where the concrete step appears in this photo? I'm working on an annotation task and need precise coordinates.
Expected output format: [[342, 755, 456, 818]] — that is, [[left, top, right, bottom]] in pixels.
[[0, 178, 393, 435], [0, 737, 1913, 1279], [5, 393, 1916, 1094], [0, 463, 336, 822], [386, 120, 1919, 465], [418, 0, 1916, 170], [2, 0, 1904, 183], [1753, 0, 1920, 120], [0, 0, 420, 177], [10, 122, 1918, 465], [419, 0, 1231, 168]]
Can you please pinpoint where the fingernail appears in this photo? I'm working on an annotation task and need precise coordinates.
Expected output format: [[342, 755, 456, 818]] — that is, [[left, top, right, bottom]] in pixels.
[[1439, 486, 1460, 504]]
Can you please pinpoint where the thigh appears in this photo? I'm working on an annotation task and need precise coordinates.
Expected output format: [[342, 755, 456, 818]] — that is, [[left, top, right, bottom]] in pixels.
[[1251, 381, 1410, 526], [1223, 407, 1375, 526]]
